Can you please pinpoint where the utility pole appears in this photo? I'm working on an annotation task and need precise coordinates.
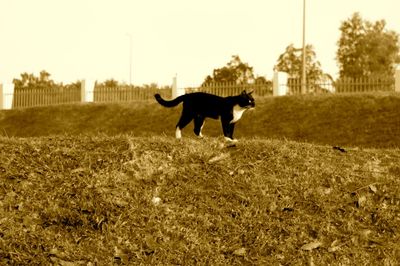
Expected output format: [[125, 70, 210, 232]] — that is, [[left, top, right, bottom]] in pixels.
[[301, 0, 307, 94]]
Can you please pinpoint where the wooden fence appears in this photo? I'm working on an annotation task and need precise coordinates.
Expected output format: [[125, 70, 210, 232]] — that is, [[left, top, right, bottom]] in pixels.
[[186, 82, 273, 97], [13, 87, 81, 108], [335, 76, 395, 93], [287, 76, 395, 94], [287, 78, 333, 94], [4, 74, 398, 109], [11, 86, 171, 108], [94, 86, 171, 102]]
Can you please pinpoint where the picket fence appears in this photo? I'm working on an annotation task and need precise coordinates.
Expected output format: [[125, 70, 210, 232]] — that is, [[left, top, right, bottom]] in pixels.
[[187, 81, 272, 97], [4, 75, 399, 109], [12, 86, 172, 109], [94, 86, 171, 103], [13, 87, 81, 108], [287, 76, 395, 94]]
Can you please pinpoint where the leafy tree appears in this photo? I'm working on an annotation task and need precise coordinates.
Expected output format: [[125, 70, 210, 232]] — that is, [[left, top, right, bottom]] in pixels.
[[274, 44, 325, 81], [97, 79, 119, 88], [336, 12, 400, 78], [13, 70, 57, 90], [13, 71, 83, 92], [64, 80, 81, 90], [254, 76, 271, 85], [203, 55, 255, 85]]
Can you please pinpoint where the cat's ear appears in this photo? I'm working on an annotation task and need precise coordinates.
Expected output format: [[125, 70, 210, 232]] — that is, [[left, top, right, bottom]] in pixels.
[[241, 90, 247, 95], [248, 90, 254, 95]]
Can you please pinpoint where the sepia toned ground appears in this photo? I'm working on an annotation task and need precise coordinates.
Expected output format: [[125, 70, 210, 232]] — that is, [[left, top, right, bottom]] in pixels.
[[1, 93, 400, 264], [1, 92, 399, 148]]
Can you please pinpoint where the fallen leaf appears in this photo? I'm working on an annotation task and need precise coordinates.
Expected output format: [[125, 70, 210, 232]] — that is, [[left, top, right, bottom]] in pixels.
[[233, 247, 246, 256], [151, 197, 162, 205], [114, 246, 129, 263], [358, 195, 367, 207], [328, 245, 340, 252], [359, 229, 372, 239], [49, 248, 67, 259], [323, 187, 332, 195], [369, 184, 377, 194], [208, 153, 230, 163], [115, 198, 129, 207], [328, 240, 341, 252], [300, 241, 322, 251], [269, 201, 277, 212], [146, 235, 159, 248], [71, 167, 85, 174]]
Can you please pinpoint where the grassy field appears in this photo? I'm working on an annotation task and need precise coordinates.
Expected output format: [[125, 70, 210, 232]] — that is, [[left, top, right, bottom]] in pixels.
[[1, 92, 399, 148], [1, 93, 400, 264]]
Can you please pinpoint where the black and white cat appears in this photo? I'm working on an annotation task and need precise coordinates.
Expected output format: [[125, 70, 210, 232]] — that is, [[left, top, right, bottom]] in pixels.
[[154, 90, 255, 141]]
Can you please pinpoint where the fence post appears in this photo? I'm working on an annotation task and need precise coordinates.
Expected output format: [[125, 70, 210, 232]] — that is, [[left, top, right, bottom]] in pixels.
[[171, 74, 185, 99], [0, 83, 15, 110], [395, 66, 400, 93], [272, 72, 288, 96], [81, 79, 95, 103]]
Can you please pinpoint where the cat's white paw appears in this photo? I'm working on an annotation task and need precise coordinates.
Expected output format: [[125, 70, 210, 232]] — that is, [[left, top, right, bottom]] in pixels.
[[175, 128, 182, 139], [224, 137, 238, 143]]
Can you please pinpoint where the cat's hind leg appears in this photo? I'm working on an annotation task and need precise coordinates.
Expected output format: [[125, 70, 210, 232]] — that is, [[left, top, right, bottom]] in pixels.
[[193, 115, 205, 138], [175, 113, 193, 139]]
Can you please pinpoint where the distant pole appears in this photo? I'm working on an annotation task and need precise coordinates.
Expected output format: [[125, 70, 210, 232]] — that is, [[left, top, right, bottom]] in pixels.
[[301, 0, 307, 94], [126, 33, 133, 86]]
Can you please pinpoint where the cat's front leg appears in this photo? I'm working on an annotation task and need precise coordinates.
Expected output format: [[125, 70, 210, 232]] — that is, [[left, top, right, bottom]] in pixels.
[[221, 119, 230, 138], [224, 123, 237, 142], [222, 120, 237, 142], [228, 123, 235, 140]]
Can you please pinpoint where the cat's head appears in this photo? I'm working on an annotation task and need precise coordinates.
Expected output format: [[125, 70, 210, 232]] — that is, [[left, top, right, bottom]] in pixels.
[[238, 90, 255, 109]]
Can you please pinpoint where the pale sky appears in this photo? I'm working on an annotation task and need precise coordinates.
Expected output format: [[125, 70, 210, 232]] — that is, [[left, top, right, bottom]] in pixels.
[[1, 0, 399, 87]]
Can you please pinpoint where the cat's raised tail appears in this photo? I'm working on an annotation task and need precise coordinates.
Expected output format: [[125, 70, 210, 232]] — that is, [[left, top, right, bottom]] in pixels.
[[154, 94, 185, 107]]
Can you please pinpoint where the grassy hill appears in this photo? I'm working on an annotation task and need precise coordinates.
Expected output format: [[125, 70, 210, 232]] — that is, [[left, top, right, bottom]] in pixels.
[[1, 92, 400, 148], [1, 93, 400, 264], [1, 136, 400, 264]]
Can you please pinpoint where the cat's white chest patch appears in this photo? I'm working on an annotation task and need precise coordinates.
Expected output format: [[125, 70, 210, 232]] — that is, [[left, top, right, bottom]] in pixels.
[[230, 105, 246, 124]]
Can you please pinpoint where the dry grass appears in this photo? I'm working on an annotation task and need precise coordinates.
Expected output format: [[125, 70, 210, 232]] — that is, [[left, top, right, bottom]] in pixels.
[[1, 92, 400, 148], [1, 135, 400, 265]]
